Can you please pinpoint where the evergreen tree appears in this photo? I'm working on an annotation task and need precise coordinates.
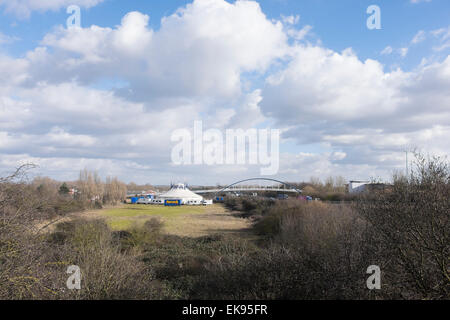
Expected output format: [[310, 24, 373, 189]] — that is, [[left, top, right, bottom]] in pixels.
[[59, 182, 70, 195]]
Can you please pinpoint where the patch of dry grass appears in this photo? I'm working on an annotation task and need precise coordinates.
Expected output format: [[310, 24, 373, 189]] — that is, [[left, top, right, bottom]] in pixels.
[[41, 204, 253, 239], [163, 205, 254, 238]]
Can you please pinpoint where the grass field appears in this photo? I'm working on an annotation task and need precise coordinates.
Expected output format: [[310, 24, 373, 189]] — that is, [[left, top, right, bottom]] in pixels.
[[104, 204, 207, 230], [72, 204, 253, 238]]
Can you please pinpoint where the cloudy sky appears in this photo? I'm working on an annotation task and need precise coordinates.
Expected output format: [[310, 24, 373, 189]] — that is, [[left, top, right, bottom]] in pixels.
[[0, 0, 449, 185]]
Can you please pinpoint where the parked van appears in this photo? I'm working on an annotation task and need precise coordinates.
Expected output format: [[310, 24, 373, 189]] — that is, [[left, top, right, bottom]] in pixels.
[[137, 198, 152, 204]]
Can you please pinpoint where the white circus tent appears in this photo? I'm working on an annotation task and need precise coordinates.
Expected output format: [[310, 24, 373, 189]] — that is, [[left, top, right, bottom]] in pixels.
[[158, 183, 203, 205]]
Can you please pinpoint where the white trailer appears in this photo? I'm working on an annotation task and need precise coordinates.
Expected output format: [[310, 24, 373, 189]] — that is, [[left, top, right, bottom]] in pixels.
[[202, 199, 213, 206]]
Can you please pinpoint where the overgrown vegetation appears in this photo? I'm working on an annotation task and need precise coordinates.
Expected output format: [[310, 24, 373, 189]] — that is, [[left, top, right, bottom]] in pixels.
[[31, 168, 128, 221], [0, 154, 448, 299], [357, 154, 449, 299], [286, 176, 357, 201]]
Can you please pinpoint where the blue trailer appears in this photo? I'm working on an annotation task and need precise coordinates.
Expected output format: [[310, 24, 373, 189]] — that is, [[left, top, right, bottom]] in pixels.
[[131, 197, 139, 204]]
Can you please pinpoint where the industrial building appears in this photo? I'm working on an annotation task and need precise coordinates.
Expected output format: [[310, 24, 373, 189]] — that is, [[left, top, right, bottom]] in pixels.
[[348, 181, 391, 194]]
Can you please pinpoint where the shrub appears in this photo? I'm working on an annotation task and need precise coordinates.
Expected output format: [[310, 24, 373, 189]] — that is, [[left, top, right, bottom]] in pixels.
[[47, 219, 158, 300], [224, 197, 240, 211], [254, 212, 281, 237], [357, 154, 450, 299], [120, 218, 163, 249], [192, 200, 372, 300], [241, 199, 257, 212]]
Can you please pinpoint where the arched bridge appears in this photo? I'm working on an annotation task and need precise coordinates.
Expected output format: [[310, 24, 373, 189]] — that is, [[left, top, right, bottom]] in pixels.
[[192, 178, 302, 195]]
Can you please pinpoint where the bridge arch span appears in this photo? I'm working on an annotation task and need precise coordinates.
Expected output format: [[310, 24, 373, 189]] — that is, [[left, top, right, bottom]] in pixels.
[[216, 178, 301, 195]]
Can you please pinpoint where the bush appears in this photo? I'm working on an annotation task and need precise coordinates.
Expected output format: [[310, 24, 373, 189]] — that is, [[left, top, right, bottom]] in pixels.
[[192, 201, 371, 300], [224, 197, 240, 211], [357, 154, 450, 299], [241, 198, 257, 212], [47, 219, 158, 299], [253, 199, 304, 238], [254, 212, 281, 237], [120, 218, 163, 249]]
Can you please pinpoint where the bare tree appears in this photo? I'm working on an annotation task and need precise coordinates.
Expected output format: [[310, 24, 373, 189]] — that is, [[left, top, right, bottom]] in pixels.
[[104, 176, 127, 205]]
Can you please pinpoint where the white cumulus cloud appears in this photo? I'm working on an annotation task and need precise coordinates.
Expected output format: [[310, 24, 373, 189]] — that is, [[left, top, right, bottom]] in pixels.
[[0, 0, 103, 19]]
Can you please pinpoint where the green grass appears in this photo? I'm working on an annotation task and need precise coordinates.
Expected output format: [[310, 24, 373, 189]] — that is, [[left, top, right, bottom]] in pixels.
[[101, 204, 209, 231], [104, 204, 206, 217]]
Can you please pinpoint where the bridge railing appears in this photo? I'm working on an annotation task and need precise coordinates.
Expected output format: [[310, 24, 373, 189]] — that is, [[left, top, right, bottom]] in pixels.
[[194, 187, 301, 194]]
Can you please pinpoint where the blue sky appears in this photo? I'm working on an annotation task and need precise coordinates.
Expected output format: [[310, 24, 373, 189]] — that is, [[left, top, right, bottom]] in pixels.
[[0, 0, 449, 185], [2, 0, 449, 67]]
